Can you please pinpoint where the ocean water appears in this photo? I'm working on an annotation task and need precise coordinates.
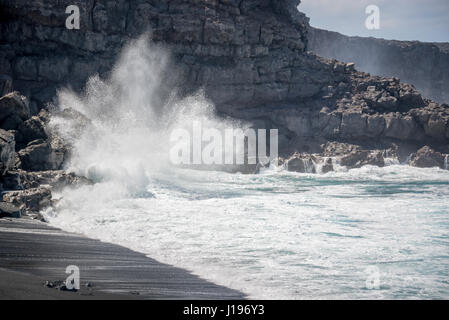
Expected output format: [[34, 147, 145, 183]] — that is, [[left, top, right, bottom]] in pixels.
[[43, 36, 449, 299], [45, 165, 449, 299]]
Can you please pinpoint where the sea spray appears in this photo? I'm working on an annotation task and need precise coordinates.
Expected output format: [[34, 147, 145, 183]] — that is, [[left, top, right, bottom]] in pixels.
[[48, 35, 249, 196]]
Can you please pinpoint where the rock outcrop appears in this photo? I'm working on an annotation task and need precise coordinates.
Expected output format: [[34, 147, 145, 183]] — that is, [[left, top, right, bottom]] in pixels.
[[2, 187, 52, 216], [282, 141, 449, 174], [0, 201, 21, 218], [408, 146, 447, 169], [285, 153, 317, 173], [1, 0, 449, 217], [308, 27, 449, 104], [0, 91, 86, 218], [0, 128, 15, 174], [1, 1, 448, 153]]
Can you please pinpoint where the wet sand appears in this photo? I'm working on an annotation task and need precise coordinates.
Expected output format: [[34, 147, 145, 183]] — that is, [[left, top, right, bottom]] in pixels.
[[0, 218, 244, 300]]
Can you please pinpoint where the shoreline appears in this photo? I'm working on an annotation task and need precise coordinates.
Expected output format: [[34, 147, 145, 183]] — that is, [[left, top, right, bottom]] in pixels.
[[0, 218, 245, 300]]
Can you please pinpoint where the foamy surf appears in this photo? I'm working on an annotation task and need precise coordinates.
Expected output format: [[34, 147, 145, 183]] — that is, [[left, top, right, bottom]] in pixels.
[[44, 165, 449, 299], [43, 36, 449, 300]]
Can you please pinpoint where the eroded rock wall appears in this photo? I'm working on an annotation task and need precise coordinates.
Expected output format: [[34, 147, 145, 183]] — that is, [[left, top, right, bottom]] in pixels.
[[0, 0, 311, 110], [1, 0, 449, 159], [308, 27, 449, 104]]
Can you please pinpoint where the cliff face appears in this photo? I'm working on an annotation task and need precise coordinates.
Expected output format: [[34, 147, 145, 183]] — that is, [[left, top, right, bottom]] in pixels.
[[1, 0, 449, 161], [1, 0, 449, 215], [308, 27, 449, 104], [0, 0, 311, 111]]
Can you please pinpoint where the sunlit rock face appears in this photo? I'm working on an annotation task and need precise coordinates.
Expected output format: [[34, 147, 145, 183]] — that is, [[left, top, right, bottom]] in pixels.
[[308, 27, 449, 105]]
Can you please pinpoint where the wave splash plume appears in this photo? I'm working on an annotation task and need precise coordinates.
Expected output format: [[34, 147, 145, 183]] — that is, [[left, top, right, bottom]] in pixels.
[[44, 37, 449, 300]]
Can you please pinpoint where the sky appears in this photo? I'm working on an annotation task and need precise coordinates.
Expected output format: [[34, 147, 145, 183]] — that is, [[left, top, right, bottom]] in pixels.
[[299, 0, 449, 43]]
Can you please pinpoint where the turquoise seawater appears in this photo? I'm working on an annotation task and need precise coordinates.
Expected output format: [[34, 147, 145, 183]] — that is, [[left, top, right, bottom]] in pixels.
[[44, 35, 449, 299], [46, 164, 449, 299]]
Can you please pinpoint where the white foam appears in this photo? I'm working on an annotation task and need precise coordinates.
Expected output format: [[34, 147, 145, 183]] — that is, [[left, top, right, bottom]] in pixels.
[[44, 37, 449, 300]]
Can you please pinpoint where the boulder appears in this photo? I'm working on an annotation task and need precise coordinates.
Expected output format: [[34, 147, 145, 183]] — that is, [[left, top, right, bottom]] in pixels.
[[408, 146, 446, 169], [48, 134, 68, 169], [366, 114, 386, 137], [308, 27, 449, 105], [0, 201, 22, 218], [0, 74, 13, 96], [322, 141, 360, 157], [369, 151, 385, 167], [2, 187, 52, 214], [340, 150, 369, 168], [340, 150, 384, 169], [424, 113, 448, 141], [0, 129, 15, 175], [16, 115, 48, 147], [0, 92, 30, 125], [18, 170, 92, 190]]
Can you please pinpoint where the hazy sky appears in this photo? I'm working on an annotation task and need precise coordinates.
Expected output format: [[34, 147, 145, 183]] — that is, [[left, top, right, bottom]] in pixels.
[[300, 0, 449, 43]]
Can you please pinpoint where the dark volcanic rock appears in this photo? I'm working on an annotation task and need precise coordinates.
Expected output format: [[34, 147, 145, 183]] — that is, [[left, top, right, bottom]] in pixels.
[[0, 0, 448, 214], [0, 74, 13, 96], [1, 0, 449, 153], [1, 0, 310, 108], [0, 92, 30, 129], [0, 88, 77, 217], [308, 28, 449, 103], [17, 138, 65, 172], [2, 187, 52, 215], [18, 170, 92, 190], [321, 157, 333, 173], [340, 150, 385, 169], [409, 146, 447, 169], [16, 115, 48, 147], [0, 201, 22, 218], [308, 27, 449, 104], [322, 141, 360, 157], [0, 170, 22, 191], [0, 129, 15, 175], [286, 153, 316, 173], [18, 139, 53, 171]]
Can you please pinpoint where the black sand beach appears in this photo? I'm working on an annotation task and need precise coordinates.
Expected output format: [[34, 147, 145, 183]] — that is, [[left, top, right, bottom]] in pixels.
[[0, 218, 244, 300]]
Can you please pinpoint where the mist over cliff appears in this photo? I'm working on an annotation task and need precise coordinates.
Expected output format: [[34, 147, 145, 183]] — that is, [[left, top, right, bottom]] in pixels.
[[308, 27, 449, 104]]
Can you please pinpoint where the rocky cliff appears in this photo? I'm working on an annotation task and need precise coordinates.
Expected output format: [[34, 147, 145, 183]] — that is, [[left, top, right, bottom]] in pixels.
[[308, 27, 449, 104], [1, 0, 448, 147], [1, 0, 449, 217], [1, 0, 311, 111]]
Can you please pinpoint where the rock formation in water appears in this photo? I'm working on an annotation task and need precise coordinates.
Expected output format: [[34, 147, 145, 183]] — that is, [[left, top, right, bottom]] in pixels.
[[308, 27, 449, 105], [0, 91, 90, 218], [1, 0, 449, 216]]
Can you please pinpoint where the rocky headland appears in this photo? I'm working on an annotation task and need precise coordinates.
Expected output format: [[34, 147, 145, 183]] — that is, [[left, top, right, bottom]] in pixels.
[[1, 0, 449, 218], [308, 27, 449, 105]]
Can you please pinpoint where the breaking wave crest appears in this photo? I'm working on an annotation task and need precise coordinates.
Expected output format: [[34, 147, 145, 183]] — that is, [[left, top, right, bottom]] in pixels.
[[49, 35, 246, 197], [44, 36, 449, 299]]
